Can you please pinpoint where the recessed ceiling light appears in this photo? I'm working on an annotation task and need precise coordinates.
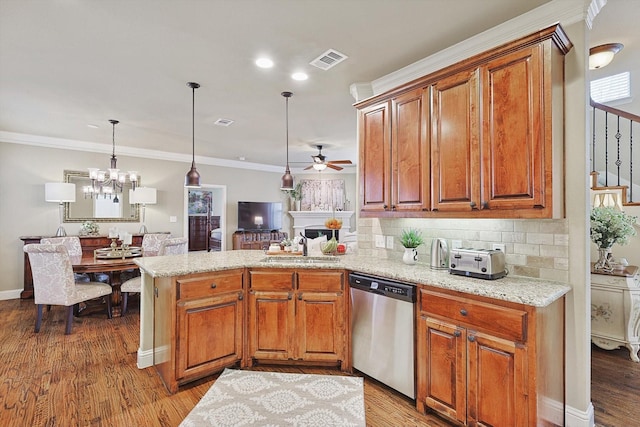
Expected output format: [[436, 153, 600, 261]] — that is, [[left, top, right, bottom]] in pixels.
[[214, 118, 234, 127], [292, 72, 308, 81], [87, 124, 99, 129], [255, 58, 274, 68]]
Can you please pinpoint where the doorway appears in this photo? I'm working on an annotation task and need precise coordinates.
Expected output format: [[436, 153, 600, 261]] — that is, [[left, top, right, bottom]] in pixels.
[[183, 184, 227, 251]]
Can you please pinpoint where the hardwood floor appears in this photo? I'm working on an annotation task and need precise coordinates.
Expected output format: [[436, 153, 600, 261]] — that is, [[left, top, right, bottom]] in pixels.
[[591, 344, 640, 427], [1, 298, 637, 426], [0, 298, 448, 427]]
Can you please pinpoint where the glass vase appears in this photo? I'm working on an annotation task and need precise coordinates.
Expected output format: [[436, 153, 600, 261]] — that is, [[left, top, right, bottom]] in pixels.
[[594, 247, 614, 273]]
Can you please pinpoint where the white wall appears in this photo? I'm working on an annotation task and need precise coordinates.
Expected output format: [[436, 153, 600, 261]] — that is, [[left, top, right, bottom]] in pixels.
[[0, 141, 356, 297]]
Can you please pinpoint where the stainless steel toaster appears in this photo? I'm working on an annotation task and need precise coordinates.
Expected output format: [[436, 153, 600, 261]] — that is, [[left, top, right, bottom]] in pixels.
[[449, 248, 507, 280]]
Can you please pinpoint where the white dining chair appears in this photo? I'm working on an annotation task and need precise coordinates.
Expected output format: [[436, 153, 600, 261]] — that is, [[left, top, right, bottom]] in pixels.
[[120, 237, 188, 315], [24, 243, 113, 334], [40, 236, 96, 283]]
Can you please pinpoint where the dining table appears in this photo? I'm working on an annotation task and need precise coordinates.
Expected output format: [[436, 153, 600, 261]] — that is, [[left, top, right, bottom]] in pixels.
[[70, 250, 157, 316]]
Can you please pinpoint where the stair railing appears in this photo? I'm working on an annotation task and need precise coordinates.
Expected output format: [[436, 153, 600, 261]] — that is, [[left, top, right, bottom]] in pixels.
[[590, 98, 640, 204]]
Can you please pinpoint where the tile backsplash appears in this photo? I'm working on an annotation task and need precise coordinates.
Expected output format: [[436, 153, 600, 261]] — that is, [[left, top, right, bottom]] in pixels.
[[357, 217, 569, 283]]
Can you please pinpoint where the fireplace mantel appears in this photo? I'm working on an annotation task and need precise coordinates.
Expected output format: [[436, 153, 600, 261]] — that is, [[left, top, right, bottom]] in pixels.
[[289, 211, 354, 235]]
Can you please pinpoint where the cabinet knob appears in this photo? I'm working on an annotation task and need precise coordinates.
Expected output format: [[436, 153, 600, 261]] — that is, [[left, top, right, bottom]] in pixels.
[[460, 309, 468, 316], [383, 204, 388, 210], [237, 292, 243, 301], [391, 205, 396, 211], [468, 335, 476, 342], [298, 293, 303, 301], [453, 330, 461, 337], [470, 201, 477, 209], [482, 201, 489, 209], [288, 292, 293, 300], [210, 283, 217, 289]]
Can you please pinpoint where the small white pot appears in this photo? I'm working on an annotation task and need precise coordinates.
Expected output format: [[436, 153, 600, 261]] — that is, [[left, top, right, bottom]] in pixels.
[[403, 247, 418, 265]]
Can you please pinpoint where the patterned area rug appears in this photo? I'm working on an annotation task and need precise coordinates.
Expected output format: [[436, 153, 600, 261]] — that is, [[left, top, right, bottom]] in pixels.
[[179, 368, 365, 426]]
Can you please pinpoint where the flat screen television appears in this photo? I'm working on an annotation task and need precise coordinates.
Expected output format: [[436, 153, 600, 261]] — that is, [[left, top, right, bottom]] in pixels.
[[237, 201, 283, 231]]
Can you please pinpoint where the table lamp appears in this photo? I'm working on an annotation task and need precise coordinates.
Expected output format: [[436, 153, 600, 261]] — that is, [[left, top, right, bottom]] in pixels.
[[130, 187, 157, 234], [45, 182, 76, 237], [254, 216, 263, 229]]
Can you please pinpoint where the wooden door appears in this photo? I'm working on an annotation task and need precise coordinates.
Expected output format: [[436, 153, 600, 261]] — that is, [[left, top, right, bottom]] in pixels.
[[188, 216, 209, 251], [480, 45, 545, 211], [359, 100, 391, 213], [420, 316, 467, 424], [176, 291, 243, 381], [466, 330, 527, 427], [431, 69, 480, 212], [248, 290, 295, 361], [296, 292, 344, 363], [391, 88, 430, 212]]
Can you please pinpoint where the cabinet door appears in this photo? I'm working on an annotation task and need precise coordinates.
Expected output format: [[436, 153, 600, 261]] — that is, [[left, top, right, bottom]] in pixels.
[[466, 330, 528, 427], [480, 45, 545, 211], [248, 290, 295, 361], [359, 100, 391, 212], [296, 292, 344, 363], [419, 316, 466, 424], [391, 89, 430, 212], [431, 69, 480, 212], [176, 291, 244, 381]]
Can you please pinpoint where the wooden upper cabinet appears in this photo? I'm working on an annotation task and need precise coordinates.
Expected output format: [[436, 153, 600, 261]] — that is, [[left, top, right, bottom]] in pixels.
[[355, 24, 571, 219], [431, 69, 480, 212], [359, 101, 391, 212], [480, 44, 545, 212], [391, 88, 430, 212]]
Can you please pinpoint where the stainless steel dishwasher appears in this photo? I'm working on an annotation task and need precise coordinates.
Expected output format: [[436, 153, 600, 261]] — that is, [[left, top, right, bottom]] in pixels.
[[349, 272, 416, 399]]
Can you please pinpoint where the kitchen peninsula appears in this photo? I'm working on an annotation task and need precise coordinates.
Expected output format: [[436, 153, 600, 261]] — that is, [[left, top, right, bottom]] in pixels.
[[135, 250, 569, 425]]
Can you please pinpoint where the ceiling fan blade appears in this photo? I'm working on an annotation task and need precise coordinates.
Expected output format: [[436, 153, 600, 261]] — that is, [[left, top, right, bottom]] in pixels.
[[304, 165, 314, 170], [327, 164, 343, 171], [328, 160, 352, 165]]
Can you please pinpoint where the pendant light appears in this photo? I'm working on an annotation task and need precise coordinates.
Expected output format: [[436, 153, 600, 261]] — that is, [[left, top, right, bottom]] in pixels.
[[185, 82, 201, 188], [280, 91, 294, 190]]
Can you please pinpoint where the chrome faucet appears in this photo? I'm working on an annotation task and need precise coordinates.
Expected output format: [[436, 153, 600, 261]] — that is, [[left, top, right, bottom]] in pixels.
[[299, 232, 308, 256]]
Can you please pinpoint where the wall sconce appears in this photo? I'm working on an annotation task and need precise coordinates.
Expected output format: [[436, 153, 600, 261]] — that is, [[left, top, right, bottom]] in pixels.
[[45, 182, 76, 236], [589, 43, 623, 70]]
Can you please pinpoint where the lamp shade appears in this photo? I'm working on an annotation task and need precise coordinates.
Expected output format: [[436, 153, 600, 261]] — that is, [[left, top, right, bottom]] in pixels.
[[45, 183, 76, 202], [129, 187, 157, 204]]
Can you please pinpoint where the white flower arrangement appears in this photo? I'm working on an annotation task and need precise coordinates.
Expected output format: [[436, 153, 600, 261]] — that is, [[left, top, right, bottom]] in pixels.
[[80, 221, 100, 236], [590, 206, 637, 249]]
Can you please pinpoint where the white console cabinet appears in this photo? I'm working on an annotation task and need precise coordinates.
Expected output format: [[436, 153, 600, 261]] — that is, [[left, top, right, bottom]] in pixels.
[[590, 265, 640, 362]]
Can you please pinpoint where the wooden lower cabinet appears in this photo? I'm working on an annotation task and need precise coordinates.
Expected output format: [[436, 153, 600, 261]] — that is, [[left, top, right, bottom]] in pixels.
[[154, 269, 245, 393], [417, 287, 565, 426], [247, 268, 348, 370]]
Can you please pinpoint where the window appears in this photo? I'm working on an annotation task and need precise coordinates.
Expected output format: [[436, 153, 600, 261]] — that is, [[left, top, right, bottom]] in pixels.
[[590, 72, 631, 103]]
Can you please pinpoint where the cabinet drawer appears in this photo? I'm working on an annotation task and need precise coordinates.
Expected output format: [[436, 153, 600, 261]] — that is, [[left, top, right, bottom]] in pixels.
[[420, 289, 527, 341], [297, 270, 344, 292], [177, 271, 243, 300], [249, 270, 295, 291]]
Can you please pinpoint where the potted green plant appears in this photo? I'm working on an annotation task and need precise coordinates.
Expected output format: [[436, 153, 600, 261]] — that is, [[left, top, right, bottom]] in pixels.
[[282, 182, 302, 211], [400, 228, 424, 265]]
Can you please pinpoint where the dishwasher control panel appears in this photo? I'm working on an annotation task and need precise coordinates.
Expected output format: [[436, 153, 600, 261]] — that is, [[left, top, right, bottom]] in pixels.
[[349, 273, 416, 303]]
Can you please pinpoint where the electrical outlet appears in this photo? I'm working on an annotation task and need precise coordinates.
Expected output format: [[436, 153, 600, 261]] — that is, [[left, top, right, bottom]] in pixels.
[[375, 235, 385, 248], [386, 236, 394, 250], [169, 216, 177, 223], [492, 243, 506, 253], [452, 240, 462, 249]]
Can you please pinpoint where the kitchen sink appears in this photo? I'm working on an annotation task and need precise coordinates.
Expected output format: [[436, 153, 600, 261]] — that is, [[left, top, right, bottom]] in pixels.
[[260, 256, 341, 264]]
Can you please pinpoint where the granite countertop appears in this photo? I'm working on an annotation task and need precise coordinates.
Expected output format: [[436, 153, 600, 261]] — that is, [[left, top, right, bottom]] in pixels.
[[135, 250, 570, 307]]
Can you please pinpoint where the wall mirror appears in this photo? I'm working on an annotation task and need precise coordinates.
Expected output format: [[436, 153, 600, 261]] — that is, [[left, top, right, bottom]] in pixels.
[[63, 170, 140, 223]]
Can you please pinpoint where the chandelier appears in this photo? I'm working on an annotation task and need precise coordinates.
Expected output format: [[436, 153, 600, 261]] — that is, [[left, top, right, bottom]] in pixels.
[[85, 119, 138, 202]]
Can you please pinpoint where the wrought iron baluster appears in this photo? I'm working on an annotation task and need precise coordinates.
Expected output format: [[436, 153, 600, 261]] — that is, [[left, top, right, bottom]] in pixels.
[[605, 111, 609, 186], [615, 115, 622, 186], [631, 119, 634, 202]]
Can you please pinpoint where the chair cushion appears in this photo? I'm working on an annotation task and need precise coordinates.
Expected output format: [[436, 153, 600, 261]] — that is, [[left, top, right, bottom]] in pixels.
[[121, 276, 141, 293]]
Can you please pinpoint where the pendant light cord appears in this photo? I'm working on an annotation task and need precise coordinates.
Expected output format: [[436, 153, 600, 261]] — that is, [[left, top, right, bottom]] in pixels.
[[285, 95, 289, 167], [192, 85, 195, 165]]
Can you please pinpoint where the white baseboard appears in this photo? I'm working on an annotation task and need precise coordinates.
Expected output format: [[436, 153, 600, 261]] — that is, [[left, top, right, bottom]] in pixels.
[[566, 402, 595, 427], [0, 289, 23, 300], [137, 347, 154, 369]]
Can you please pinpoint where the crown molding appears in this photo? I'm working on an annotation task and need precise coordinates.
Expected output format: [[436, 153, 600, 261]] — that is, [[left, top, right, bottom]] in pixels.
[[367, 0, 587, 97], [0, 130, 285, 173]]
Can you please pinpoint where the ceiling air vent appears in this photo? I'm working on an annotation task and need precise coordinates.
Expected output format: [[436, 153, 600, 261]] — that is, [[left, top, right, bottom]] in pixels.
[[214, 118, 234, 127], [310, 49, 348, 71]]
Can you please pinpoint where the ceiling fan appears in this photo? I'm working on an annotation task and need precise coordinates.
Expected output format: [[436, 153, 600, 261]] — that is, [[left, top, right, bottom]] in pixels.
[[303, 145, 353, 171]]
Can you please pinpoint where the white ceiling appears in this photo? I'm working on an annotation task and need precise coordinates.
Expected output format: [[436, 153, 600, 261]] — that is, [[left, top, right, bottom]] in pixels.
[[0, 0, 635, 172]]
